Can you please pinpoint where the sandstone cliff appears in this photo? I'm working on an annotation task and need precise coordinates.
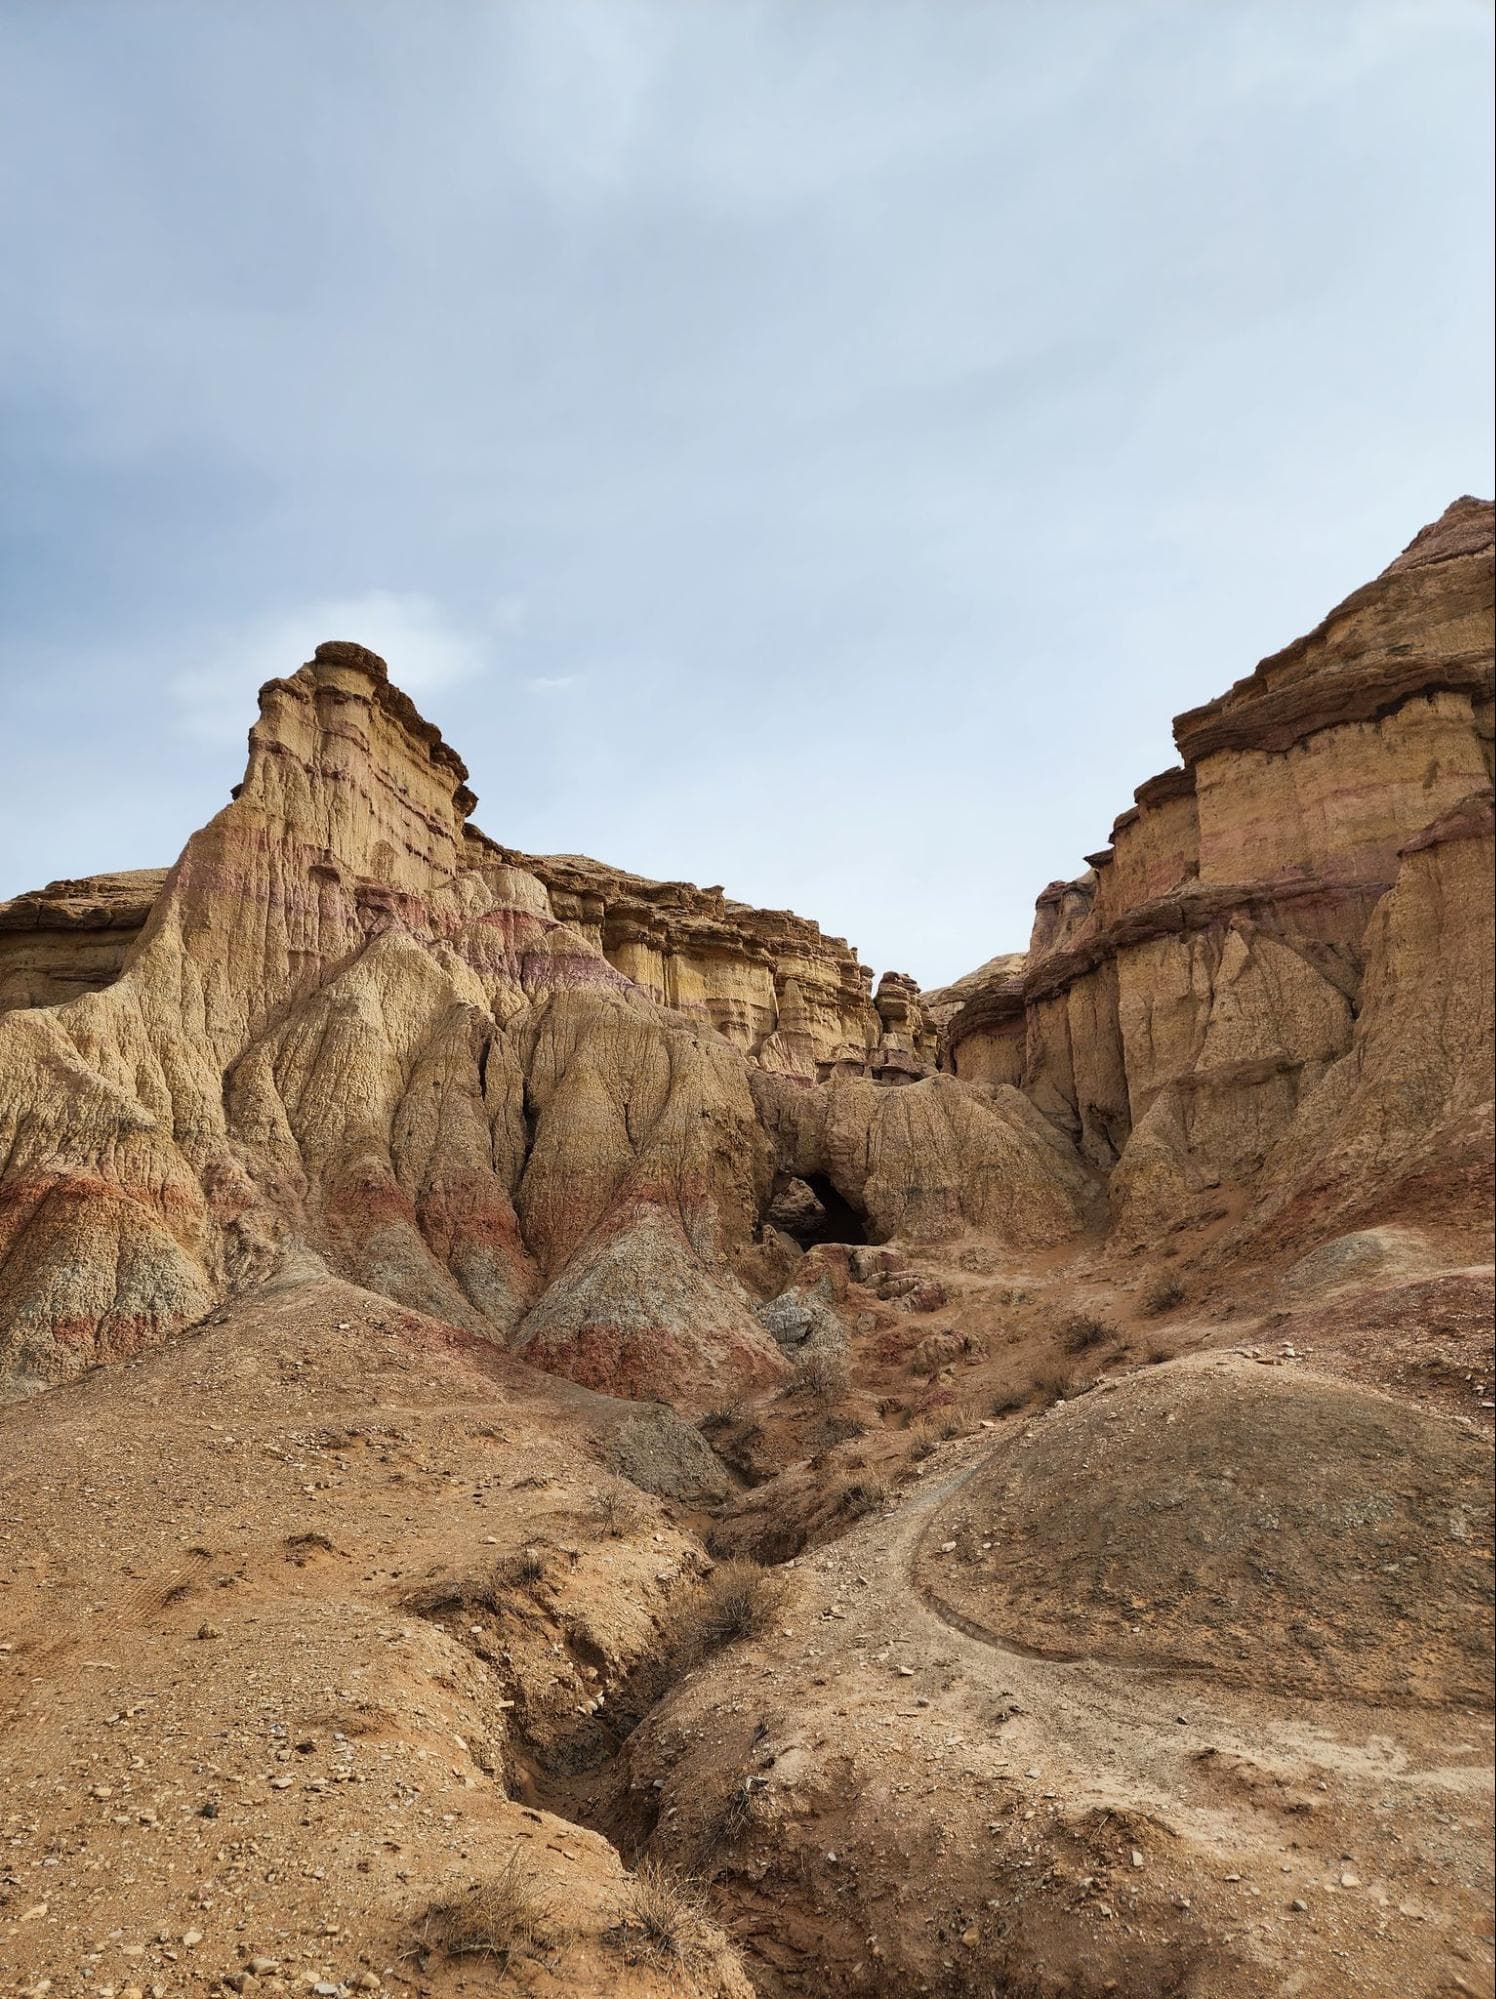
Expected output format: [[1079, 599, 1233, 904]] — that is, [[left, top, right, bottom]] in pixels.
[[0, 645, 1075, 1405], [944, 496, 1495, 1256]]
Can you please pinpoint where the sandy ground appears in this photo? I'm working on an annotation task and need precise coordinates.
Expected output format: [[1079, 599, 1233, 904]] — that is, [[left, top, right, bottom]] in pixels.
[[2, 1229, 1491, 1999]]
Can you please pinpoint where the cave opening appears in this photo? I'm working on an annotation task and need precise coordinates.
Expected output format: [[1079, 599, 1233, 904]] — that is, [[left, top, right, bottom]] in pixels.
[[767, 1171, 871, 1248]]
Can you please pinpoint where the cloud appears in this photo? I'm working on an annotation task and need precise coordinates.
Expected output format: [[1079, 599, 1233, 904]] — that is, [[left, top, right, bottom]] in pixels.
[[523, 673, 582, 695], [170, 592, 496, 743]]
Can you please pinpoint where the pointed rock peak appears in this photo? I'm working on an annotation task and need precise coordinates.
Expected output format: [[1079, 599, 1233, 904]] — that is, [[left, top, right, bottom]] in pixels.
[[1381, 494, 1493, 575]]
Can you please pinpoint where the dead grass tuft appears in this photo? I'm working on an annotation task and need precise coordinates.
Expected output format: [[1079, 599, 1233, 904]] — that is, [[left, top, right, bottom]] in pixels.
[[792, 1343, 850, 1401], [608, 1857, 717, 1972], [670, 1558, 785, 1667], [832, 1474, 889, 1519], [587, 1486, 636, 1538], [1061, 1312, 1114, 1355], [418, 1849, 562, 1966], [1141, 1273, 1187, 1316]]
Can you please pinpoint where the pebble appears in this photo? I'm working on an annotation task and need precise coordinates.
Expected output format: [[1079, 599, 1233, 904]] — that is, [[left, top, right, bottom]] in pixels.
[[1291, 1898, 1308, 1912], [1130, 1849, 1144, 1869], [1340, 1872, 1362, 1890], [197, 1623, 223, 1641]]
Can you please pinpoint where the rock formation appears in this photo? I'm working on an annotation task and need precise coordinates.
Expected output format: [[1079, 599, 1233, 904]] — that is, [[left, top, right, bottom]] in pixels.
[[0, 645, 1072, 1406], [1, 499, 1491, 1999], [943, 495, 1494, 1257]]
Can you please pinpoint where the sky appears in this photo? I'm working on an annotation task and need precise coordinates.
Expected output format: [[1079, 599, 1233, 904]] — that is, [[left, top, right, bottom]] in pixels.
[[0, 2, 1491, 986]]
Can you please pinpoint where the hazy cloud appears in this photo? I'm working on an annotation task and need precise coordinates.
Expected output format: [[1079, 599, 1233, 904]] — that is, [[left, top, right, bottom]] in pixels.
[[0, 1, 1490, 980], [170, 593, 496, 743]]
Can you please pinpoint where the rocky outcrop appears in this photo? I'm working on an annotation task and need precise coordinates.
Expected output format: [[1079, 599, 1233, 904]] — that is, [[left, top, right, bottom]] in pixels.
[[0, 868, 167, 1011], [470, 845, 939, 1084], [945, 496, 1495, 1239], [0, 643, 1077, 1405]]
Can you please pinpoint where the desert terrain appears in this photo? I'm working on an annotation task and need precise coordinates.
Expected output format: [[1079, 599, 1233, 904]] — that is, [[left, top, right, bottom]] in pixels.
[[1, 498, 1491, 1998]]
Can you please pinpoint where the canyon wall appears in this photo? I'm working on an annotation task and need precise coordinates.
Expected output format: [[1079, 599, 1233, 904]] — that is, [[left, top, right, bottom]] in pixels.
[[944, 495, 1494, 1253], [0, 645, 1068, 1406], [0, 498, 1487, 1408]]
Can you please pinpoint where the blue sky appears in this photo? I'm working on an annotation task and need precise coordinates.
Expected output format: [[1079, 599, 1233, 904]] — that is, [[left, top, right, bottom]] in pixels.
[[1, 1, 1491, 984]]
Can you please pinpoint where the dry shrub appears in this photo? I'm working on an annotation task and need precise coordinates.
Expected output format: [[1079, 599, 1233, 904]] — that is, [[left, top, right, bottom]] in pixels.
[[587, 1486, 636, 1538], [419, 1848, 562, 1965], [989, 1386, 1026, 1417], [1141, 1273, 1186, 1316], [832, 1474, 888, 1519], [1061, 1312, 1113, 1355], [1030, 1362, 1072, 1406], [609, 1858, 717, 1972], [670, 1558, 785, 1667], [934, 1399, 978, 1440], [495, 1543, 547, 1588], [907, 1424, 939, 1462], [793, 1343, 850, 1401]]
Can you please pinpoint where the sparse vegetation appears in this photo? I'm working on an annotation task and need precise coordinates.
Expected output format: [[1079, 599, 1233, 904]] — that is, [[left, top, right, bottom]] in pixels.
[[792, 1343, 850, 1401], [587, 1485, 636, 1537], [418, 1848, 562, 1966], [989, 1386, 1026, 1417], [1030, 1362, 1072, 1406], [934, 1399, 978, 1440], [907, 1423, 939, 1461], [1141, 1273, 1187, 1316], [1061, 1312, 1114, 1354], [669, 1557, 785, 1667], [832, 1473, 889, 1518], [608, 1857, 717, 1972], [497, 1543, 547, 1587]]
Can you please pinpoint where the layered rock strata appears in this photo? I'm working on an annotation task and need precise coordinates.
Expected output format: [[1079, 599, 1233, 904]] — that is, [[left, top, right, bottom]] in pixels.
[[945, 496, 1495, 1249], [0, 867, 167, 1011], [0, 644, 1079, 1402]]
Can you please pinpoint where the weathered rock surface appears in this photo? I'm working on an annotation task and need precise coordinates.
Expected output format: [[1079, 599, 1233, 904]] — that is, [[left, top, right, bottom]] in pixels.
[[945, 496, 1495, 1250], [0, 644, 1074, 1404], [0, 867, 167, 1011]]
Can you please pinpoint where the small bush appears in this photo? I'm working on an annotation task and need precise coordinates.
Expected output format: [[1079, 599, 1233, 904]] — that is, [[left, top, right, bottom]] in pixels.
[[832, 1475, 889, 1519], [816, 1410, 868, 1446], [495, 1544, 547, 1588], [1061, 1313, 1113, 1355], [793, 1344, 850, 1401], [706, 1774, 766, 1850], [1141, 1274, 1186, 1317], [989, 1387, 1026, 1417], [907, 1425, 939, 1462], [419, 1849, 561, 1965], [587, 1486, 636, 1538], [1030, 1363, 1072, 1406], [934, 1399, 978, 1441], [609, 1858, 717, 1971], [670, 1558, 784, 1667]]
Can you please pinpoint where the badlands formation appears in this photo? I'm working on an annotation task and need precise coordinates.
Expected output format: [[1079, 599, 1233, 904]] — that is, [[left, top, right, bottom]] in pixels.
[[0, 499, 1491, 1999]]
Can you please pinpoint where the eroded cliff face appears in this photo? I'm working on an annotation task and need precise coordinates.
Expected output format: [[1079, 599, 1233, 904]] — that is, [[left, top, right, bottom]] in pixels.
[[0, 644, 1069, 1405], [944, 496, 1495, 1255], [1, 498, 1488, 1406]]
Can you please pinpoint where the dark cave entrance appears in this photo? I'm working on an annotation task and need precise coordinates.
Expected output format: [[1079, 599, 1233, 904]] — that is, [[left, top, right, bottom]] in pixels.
[[766, 1171, 871, 1249]]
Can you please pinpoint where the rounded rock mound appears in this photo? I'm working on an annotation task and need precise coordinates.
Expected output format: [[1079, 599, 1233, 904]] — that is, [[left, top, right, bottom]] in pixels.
[[920, 1355, 1494, 1705]]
